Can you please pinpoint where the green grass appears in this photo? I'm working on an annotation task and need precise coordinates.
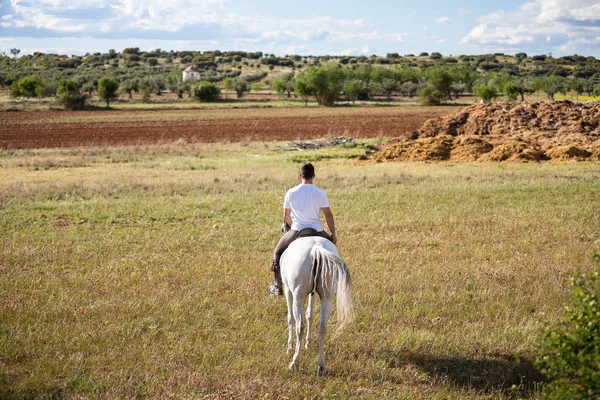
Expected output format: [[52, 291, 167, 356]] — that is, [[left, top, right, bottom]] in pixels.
[[1, 141, 600, 399]]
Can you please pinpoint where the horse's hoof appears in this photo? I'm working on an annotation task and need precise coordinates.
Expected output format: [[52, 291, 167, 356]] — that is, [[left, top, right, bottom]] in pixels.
[[318, 366, 327, 377], [305, 340, 311, 349], [289, 361, 299, 370]]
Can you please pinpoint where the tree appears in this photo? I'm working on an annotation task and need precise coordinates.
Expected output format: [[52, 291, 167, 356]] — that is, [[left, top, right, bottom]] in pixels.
[[97, 76, 119, 108], [593, 83, 600, 98], [10, 48, 20, 58], [418, 66, 455, 103], [122, 47, 139, 55], [234, 78, 248, 98], [380, 78, 397, 101], [18, 76, 43, 98], [343, 79, 364, 104], [474, 84, 498, 103], [271, 77, 287, 98], [191, 81, 221, 102], [119, 79, 139, 99], [582, 79, 595, 96], [570, 78, 584, 101], [147, 58, 158, 67], [533, 75, 566, 101], [399, 81, 421, 98], [294, 74, 313, 106], [449, 66, 478, 93], [300, 64, 346, 106], [222, 77, 233, 99], [165, 73, 185, 99], [515, 52, 528, 60], [82, 81, 95, 98], [271, 73, 295, 99]]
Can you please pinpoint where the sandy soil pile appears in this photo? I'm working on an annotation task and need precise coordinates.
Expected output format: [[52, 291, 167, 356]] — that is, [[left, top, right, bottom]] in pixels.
[[372, 101, 600, 162]]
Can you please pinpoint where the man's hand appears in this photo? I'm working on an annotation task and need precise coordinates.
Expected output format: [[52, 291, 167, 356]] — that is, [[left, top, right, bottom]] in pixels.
[[331, 233, 337, 245]]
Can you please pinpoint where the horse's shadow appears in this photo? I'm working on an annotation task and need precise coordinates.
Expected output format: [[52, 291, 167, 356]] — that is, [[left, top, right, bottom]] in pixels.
[[377, 349, 545, 396]]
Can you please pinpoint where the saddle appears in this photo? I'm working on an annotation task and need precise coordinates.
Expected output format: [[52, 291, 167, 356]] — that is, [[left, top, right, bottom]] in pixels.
[[296, 228, 320, 238]]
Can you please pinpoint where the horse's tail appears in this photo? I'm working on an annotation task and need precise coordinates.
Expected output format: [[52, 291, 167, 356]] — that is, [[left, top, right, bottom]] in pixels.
[[310, 245, 354, 331]]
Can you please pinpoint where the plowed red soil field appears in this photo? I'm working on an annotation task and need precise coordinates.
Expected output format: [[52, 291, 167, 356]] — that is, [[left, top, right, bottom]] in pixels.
[[1, 106, 455, 149]]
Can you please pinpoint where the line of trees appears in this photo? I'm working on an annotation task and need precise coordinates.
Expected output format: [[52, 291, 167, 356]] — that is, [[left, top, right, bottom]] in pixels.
[[8, 64, 600, 110]]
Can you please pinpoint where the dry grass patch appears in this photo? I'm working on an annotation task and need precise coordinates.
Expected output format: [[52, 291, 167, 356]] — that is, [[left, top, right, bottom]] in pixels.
[[1, 142, 600, 398]]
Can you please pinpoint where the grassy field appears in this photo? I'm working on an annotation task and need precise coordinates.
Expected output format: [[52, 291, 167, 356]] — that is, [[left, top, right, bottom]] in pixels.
[[1, 141, 600, 399]]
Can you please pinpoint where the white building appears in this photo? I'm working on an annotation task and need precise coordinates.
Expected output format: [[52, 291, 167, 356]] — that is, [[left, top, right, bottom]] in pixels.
[[183, 65, 200, 81]]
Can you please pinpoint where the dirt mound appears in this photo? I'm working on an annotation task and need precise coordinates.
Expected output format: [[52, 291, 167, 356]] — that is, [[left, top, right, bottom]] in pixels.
[[375, 135, 454, 161], [373, 101, 600, 162], [450, 136, 494, 162]]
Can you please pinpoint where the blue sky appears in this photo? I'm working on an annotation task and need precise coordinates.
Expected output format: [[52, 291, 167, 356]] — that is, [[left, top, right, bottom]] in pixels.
[[1, 0, 599, 57]]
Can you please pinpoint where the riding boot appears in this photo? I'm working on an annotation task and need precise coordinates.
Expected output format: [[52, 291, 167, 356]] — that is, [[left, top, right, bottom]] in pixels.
[[268, 258, 283, 296]]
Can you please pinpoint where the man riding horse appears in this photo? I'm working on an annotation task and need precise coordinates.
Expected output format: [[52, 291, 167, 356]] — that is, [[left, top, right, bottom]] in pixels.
[[269, 163, 337, 296]]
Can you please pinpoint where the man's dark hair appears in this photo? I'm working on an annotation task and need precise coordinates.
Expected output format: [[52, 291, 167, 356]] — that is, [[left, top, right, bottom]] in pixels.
[[301, 163, 315, 179]]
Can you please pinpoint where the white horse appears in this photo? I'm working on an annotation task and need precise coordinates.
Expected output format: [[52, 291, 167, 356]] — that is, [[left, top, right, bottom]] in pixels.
[[280, 236, 354, 376]]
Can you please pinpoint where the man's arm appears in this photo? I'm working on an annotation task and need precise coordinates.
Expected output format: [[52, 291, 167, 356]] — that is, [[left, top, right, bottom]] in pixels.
[[322, 207, 337, 244], [284, 208, 292, 227]]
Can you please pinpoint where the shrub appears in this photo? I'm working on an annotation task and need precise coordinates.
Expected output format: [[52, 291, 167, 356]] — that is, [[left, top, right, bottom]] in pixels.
[[35, 81, 57, 98], [250, 82, 262, 92], [9, 81, 21, 98], [418, 85, 446, 105], [140, 87, 152, 102], [56, 79, 87, 110], [191, 81, 221, 102], [503, 82, 521, 101], [537, 251, 600, 399], [474, 84, 498, 103]]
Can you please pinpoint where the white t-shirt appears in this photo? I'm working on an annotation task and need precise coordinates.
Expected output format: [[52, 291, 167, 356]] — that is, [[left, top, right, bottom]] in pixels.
[[284, 183, 329, 231]]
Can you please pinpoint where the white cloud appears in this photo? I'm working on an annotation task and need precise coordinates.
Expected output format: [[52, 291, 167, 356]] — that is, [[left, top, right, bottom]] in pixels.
[[434, 16, 449, 24], [0, 0, 422, 55], [0, 36, 220, 55], [338, 46, 371, 56], [437, 38, 448, 44], [462, 0, 600, 52]]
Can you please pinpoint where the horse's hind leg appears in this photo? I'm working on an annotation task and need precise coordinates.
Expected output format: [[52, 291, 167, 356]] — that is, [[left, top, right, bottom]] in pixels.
[[305, 293, 316, 349], [289, 295, 305, 370], [317, 296, 333, 376], [284, 286, 294, 355]]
